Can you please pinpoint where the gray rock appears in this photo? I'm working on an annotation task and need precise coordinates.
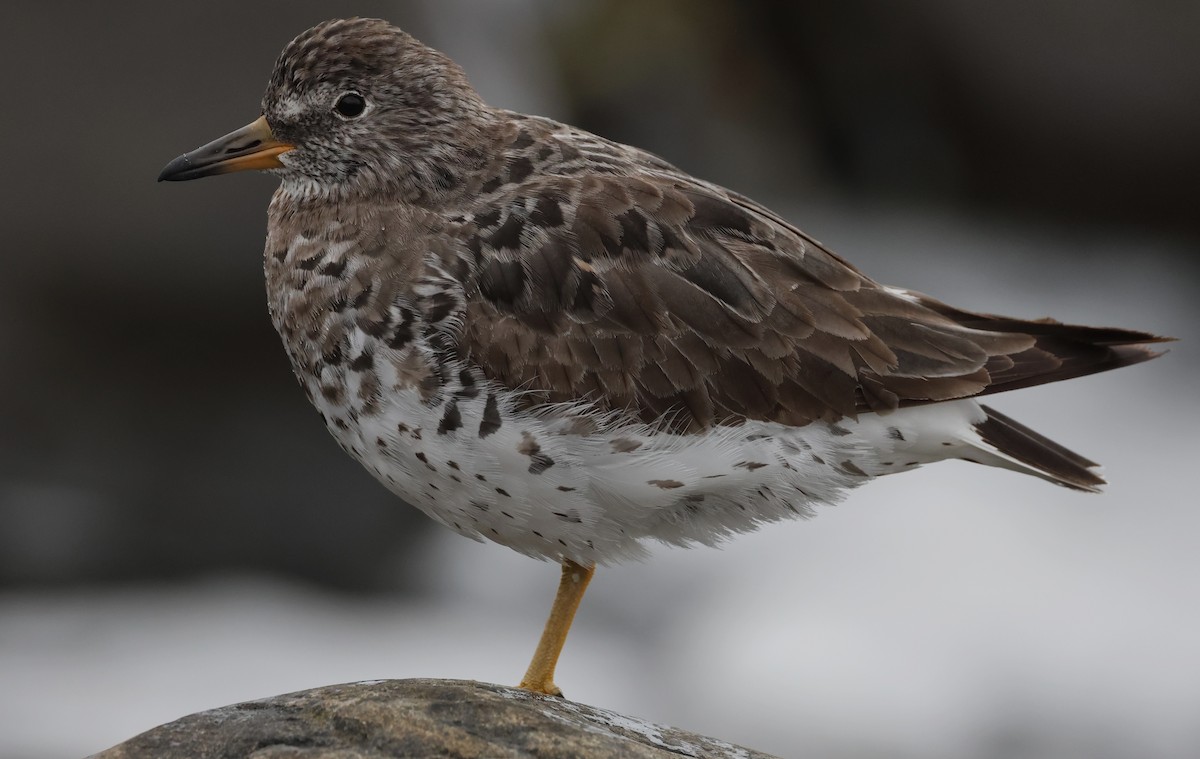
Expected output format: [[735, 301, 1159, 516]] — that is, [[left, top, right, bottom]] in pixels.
[[90, 678, 777, 759]]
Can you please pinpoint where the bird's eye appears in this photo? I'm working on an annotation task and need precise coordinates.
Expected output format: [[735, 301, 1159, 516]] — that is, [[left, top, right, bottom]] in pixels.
[[334, 92, 367, 119]]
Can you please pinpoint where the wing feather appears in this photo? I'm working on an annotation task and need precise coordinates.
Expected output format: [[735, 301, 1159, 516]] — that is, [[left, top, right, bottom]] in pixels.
[[454, 147, 1166, 430]]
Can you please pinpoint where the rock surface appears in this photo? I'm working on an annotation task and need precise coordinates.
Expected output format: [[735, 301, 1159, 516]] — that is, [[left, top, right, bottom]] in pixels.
[[90, 678, 777, 758]]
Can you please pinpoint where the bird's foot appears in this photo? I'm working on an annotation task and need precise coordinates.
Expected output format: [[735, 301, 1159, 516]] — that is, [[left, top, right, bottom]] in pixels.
[[517, 677, 564, 697]]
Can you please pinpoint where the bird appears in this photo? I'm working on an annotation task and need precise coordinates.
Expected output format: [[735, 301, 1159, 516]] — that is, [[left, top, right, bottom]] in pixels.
[[159, 17, 1169, 697]]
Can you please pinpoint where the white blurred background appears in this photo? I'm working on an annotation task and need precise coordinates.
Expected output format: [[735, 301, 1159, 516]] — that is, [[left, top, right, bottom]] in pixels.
[[1, 2, 1196, 758]]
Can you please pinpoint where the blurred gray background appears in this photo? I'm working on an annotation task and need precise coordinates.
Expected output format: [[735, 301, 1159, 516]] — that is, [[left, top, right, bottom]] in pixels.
[[1, 1, 1197, 758]]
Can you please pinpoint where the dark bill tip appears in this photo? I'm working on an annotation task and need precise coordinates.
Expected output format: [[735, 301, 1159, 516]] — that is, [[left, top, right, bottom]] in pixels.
[[157, 115, 293, 183], [158, 153, 198, 182]]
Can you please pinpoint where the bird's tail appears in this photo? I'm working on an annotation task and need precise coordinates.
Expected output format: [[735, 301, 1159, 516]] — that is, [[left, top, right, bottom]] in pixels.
[[924, 305, 1171, 397], [852, 399, 1108, 492], [966, 404, 1105, 492]]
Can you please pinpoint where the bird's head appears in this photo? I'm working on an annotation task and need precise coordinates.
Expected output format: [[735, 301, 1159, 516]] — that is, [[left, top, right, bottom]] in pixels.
[[158, 18, 493, 202]]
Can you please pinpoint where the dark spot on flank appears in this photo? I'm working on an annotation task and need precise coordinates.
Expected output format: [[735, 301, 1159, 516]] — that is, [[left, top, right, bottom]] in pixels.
[[496, 487, 511, 497], [658, 226, 689, 258], [486, 213, 526, 251], [517, 431, 541, 457], [334, 418, 349, 430], [811, 454, 825, 464], [888, 427, 906, 441], [387, 308, 416, 349], [396, 423, 408, 434], [507, 155, 534, 184], [839, 460, 868, 476], [297, 251, 324, 270], [447, 460, 460, 470], [437, 400, 462, 435], [319, 258, 347, 277], [530, 194, 564, 227], [456, 369, 479, 398], [553, 511, 582, 524], [319, 384, 343, 404], [476, 473, 487, 482], [350, 282, 374, 309], [474, 208, 501, 229], [558, 142, 581, 162], [528, 454, 555, 475], [557, 485, 576, 492], [479, 259, 526, 305], [942, 441, 954, 446], [270, 248, 287, 262], [348, 350, 373, 372], [501, 511, 513, 519], [411, 428, 422, 440], [481, 176, 503, 194], [532, 531, 543, 539], [471, 500, 490, 512], [424, 291, 457, 325], [648, 479, 685, 489], [829, 424, 852, 436], [735, 461, 768, 471], [360, 317, 389, 339], [479, 393, 502, 438], [610, 437, 642, 453], [415, 452, 428, 463], [511, 130, 535, 149], [322, 342, 344, 366], [615, 209, 650, 253]]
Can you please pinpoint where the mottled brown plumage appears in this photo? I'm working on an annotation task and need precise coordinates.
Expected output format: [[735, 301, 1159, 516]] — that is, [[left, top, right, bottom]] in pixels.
[[159, 17, 1170, 695], [449, 113, 1163, 435]]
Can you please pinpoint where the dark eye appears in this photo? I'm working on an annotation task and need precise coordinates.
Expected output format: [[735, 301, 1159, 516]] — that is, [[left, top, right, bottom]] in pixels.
[[334, 92, 367, 119]]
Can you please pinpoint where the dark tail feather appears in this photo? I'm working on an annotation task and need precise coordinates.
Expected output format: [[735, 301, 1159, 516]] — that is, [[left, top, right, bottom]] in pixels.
[[973, 404, 1106, 492], [982, 339, 1164, 396], [928, 305, 1173, 396]]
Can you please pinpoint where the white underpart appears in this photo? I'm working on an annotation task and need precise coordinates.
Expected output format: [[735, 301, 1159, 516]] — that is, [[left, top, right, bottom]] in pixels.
[[284, 244, 1035, 564], [315, 338, 1029, 564]]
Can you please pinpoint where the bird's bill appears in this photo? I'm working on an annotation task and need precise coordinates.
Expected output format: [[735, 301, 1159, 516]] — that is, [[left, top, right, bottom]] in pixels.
[[157, 116, 293, 182]]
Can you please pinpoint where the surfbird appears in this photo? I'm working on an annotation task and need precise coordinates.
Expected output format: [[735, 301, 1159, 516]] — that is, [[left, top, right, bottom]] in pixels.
[[159, 17, 1169, 696]]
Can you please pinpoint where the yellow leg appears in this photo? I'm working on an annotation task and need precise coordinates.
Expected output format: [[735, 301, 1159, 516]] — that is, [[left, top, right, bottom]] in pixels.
[[518, 559, 595, 696]]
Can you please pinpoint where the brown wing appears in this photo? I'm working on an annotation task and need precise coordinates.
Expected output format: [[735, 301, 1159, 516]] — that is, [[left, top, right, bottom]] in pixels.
[[454, 170, 1165, 432]]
